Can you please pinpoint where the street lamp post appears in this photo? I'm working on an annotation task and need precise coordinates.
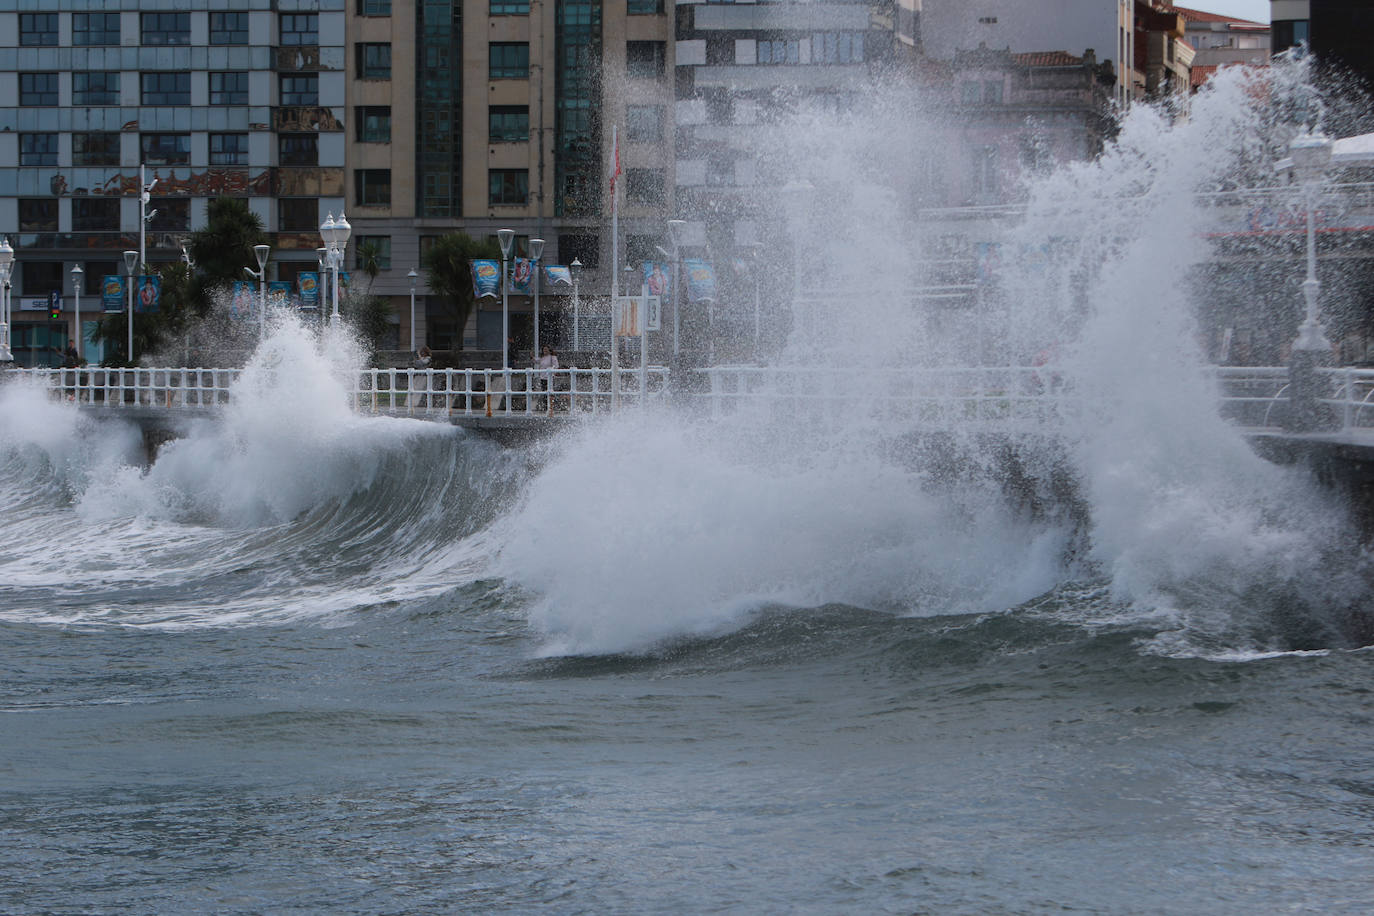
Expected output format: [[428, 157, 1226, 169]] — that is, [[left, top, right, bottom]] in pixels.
[[667, 219, 685, 359], [570, 258, 582, 351], [1279, 127, 1335, 431], [138, 165, 157, 272], [316, 247, 329, 326], [529, 237, 545, 357], [244, 244, 270, 341], [123, 249, 138, 364], [408, 268, 419, 353], [498, 228, 515, 368], [320, 212, 351, 324], [0, 237, 13, 363], [1288, 128, 1334, 354], [70, 264, 83, 361]]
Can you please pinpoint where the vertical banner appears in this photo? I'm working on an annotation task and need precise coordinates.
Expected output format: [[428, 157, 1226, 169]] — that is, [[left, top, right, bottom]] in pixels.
[[642, 261, 671, 299], [471, 259, 500, 298], [268, 281, 293, 310], [102, 276, 124, 312], [683, 259, 716, 303], [542, 264, 572, 288], [297, 271, 320, 308], [231, 281, 255, 320], [508, 257, 534, 295], [136, 275, 161, 313]]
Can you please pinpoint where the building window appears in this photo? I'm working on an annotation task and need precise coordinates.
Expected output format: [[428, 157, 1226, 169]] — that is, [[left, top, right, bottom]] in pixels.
[[19, 134, 58, 167], [279, 198, 318, 231], [627, 0, 662, 14], [73, 133, 120, 166], [142, 12, 190, 46], [355, 169, 392, 206], [812, 32, 864, 64], [558, 233, 599, 269], [20, 13, 58, 46], [626, 105, 663, 142], [490, 43, 530, 79], [279, 134, 319, 166], [73, 199, 120, 232], [983, 79, 1003, 104], [354, 236, 392, 270], [73, 72, 120, 106], [489, 106, 530, 142], [280, 13, 319, 47], [491, 0, 530, 14], [73, 13, 121, 46], [280, 74, 319, 106], [210, 12, 249, 45], [210, 72, 249, 106], [357, 43, 392, 79], [356, 107, 392, 142], [141, 133, 192, 166], [626, 41, 666, 77], [22, 262, 64, 298], [757, 40, 799, 65], [489, 169, 529, 206], [361, 0, 393, 14], [19, 199, 58, 233], [141, 72, 191, 106], [626, 168, 664, 203], [148, 199, 190, 231], [971, 146, 998, 195], [210, 133, 250, 165], [19, 74, 58, 107]]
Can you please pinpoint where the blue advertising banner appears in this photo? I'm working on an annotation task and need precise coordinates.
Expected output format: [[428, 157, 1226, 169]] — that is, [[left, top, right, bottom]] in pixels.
[[508, 257, 534, 295], [268, 281, 293, 310], [102, 275, 124, 312], [136, 275, 160, 313], [230, 281, 254, 320], [543, 264, 573, 287], [641, 261, 671, 299], [683, 259, 717, 303], [297, 271, 320, 308], [471, 259, 500, 298]]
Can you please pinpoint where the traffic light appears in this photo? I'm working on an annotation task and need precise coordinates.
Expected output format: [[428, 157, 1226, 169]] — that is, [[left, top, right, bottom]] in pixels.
[[48, 291, 61, 321]]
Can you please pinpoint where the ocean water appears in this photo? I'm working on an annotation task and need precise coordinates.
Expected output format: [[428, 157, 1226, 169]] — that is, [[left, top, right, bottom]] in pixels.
[[3, 351, 1373, 914], [6, 59, 1374, 913]]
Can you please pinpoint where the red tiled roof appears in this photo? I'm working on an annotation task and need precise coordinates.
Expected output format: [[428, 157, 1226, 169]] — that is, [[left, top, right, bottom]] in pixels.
[[1011, 51, 1084, 67], [1174, 5, 1267, 27]]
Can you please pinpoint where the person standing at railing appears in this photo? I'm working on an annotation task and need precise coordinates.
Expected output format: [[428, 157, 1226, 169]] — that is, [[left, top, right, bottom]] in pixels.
[[536, 345, 559, 411], [412, 346, 433, 409]]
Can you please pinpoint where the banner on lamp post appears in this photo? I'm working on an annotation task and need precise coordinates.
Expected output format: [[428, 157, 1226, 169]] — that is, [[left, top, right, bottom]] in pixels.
[[471, 260, 500, 298], [102, 276, 125, 312]]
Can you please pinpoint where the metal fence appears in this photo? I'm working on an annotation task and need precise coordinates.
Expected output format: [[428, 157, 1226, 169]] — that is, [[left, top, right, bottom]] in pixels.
[[1, 366, 670, 418], [10, 364, 1374, 434]]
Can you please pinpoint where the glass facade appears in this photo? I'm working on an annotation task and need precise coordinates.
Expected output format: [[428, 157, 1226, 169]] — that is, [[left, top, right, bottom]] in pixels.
[[417, 0, 463, 218], [556, 0, 602, 217]]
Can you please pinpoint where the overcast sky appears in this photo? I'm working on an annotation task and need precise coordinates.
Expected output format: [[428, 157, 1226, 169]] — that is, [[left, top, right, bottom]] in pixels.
[[1180, 0, 1270, 23]]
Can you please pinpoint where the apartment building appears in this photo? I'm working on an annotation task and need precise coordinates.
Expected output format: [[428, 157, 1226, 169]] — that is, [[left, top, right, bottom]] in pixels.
[[346, 0, 674, 350], [0, 2, 346, 364]]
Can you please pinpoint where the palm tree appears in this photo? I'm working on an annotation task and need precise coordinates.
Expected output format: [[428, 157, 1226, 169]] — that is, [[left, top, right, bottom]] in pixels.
[[355, 240, 383, 294], [422, 231, 500, 350]]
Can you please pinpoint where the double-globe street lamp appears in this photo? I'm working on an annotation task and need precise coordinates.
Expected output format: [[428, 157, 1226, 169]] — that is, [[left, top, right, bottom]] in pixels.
[[320, 212, 352, 324], [0, 237, 13, 363]]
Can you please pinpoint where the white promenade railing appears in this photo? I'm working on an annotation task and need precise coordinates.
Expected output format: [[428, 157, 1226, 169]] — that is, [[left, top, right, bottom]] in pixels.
[[1, 366, 670, 419], [10, 364, 1374, 434], [695, 365, 1374, 436]]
